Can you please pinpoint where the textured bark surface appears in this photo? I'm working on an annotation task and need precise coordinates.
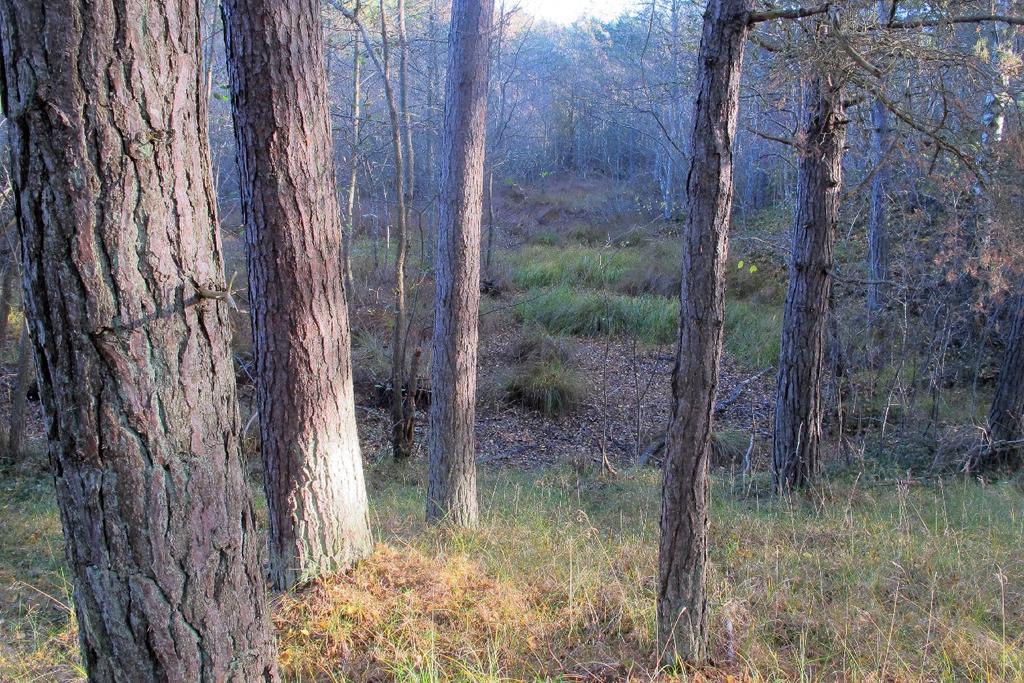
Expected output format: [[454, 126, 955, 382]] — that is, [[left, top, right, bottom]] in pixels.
[[222, 0, 372, 590], [658, 0, 750, 664], [0, 0, 279, 679], [985, 289, 1024, 469], [772, 76, 845, 493], [426, 0, 494, 527]]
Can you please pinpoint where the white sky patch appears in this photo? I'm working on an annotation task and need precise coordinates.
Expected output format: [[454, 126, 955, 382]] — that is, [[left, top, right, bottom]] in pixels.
[[513, 0, 629, 25]]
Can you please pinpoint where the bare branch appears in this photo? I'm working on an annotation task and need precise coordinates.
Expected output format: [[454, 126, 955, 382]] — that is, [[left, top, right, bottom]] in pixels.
[[748, 3, 830, 25], [883, 13, 1024, 30]]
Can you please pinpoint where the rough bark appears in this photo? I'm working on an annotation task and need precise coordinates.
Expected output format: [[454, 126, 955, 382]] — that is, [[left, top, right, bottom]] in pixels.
[[772, 76, 845, 493], [5, 324, 31, 460], [222, 0, 372, 590], [426, 0, 494, 527], [984, 288, 1024, 469], [0, 0, 279, 679], [658, 0, 751, 664]]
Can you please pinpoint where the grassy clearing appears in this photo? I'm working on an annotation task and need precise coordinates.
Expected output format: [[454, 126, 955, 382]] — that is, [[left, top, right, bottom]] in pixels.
[[509, 242, 786, 367], [516, 286, 677, 346], [510, 245, 643, 290], [3, 466, 1022, 681]]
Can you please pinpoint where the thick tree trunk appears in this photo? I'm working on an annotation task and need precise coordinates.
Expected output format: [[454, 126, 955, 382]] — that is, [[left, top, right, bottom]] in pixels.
[[5, 325, 32, 461], [984, 289, 1024, 469], [223, 0, 372, 590], [658, 0, 751, 664], [427, 0, 494, 527], [0, 0, 279, 679], [772, 76, 845, 493]]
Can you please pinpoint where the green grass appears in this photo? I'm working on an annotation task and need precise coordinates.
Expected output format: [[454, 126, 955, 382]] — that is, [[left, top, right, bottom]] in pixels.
[[510, 242, 786, 366], [516, 286, 677, 345], [509, 245, 643, 290], [504, 358, 584, 417], [724, 299, 783, 369], [3, 467, 1022, 681]]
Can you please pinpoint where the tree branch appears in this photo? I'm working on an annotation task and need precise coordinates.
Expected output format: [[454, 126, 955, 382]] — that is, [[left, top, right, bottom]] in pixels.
[[749, 3, 830, 25], [883, 13, 1024, 29]]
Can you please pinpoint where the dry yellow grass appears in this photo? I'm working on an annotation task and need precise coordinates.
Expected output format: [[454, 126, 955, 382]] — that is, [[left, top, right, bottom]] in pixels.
[[2, 465, 1022, 682]]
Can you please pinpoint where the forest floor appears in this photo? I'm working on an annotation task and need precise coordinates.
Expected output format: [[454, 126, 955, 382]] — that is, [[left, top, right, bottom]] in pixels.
[[1, 176, 1018, 680], [2, 464, 1022, 681]]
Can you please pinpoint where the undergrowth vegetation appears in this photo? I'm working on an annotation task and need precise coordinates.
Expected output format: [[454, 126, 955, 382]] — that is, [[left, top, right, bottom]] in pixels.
[[504, 327, 584, 416], [516, 286, 678, 346], [509, 241, 786, 368], [3, 467, 1021, 681]]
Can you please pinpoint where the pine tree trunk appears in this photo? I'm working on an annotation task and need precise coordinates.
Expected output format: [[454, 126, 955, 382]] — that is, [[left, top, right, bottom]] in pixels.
[[0, 1, 279, 678], [426, 0, 494, 527], [658, 0, 751, 664], [222, 0, 372, 590], [772, 76, 845, 493], [985, 289, 1024, 469], [5, 325, 32, 461]]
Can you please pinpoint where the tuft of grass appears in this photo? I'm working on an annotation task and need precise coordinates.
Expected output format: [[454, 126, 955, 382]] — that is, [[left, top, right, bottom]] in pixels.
[[724, 299, 782, 369], [510, 325, 576, 366], [525, 230, 561, 247], [517, 286, 676, 345], [505, 327, 584, 417], [712, 429, 752, 467], [504, 358, 585, 417], [350, 329, 392, 386], [509, 245, 641, 291]]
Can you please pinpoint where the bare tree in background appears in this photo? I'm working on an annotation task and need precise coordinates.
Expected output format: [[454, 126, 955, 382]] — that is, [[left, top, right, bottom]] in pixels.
[[343, 0, 365, 296], [340, 0, 414, 460], [427, 0, 495, 526], [223, 0, 372, 589], [5, 325, 32, 461], [0, 0, 279, 677], [658, 0, 752, 664]]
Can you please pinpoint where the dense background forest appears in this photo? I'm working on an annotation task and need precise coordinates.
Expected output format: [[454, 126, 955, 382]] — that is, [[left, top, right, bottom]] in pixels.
[[1, 0, 1023, 680]]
